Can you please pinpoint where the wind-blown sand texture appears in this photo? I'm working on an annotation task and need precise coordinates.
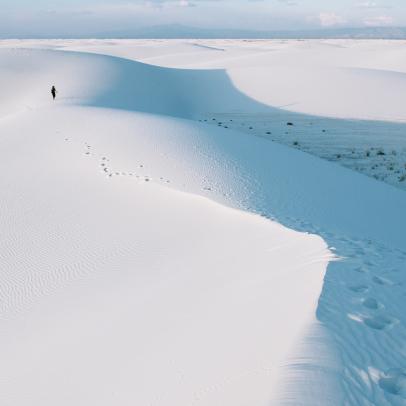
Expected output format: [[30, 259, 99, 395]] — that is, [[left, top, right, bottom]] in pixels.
[[0, 40, 406, 405]]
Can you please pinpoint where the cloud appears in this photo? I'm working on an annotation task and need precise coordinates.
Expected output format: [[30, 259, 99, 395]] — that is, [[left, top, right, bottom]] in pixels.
[[363, 15, 394, 26], [318, 12, 347, 27], [356, 1, 391, 10], [2, 0, 406, 37], [277, 0, 298, 6]]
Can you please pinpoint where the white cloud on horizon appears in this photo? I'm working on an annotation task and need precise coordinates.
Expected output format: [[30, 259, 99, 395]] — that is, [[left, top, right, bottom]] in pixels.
[[363, 15, 394, 26], [318, 12, 347, 27], [1, 0, 406, 36]]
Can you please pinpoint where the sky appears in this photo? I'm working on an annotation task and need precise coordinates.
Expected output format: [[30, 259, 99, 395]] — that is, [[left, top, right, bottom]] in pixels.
[[1, 0, 406, 37]]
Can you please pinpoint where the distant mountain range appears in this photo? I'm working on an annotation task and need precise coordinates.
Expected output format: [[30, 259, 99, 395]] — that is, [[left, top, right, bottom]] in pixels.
[[95, 25, 406, 40], [4, 25, 406, 40]]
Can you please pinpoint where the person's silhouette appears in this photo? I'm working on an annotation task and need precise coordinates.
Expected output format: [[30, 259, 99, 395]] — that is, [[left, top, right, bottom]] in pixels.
[[51, 86, 57, 100]]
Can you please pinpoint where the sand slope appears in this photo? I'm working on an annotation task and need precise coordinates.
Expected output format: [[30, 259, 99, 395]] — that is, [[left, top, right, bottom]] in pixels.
[[0, 43, 406, 405], [37, 38, 406, 191], [0, 48, 331, 406]]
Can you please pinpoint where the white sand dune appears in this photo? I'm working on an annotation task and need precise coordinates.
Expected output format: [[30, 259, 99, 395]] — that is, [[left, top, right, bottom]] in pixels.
[[0, 47, 331, 406], [45, 38, 406, 122], [1, 42, 406, 405], [42, 39, 406, 191], [7, 39, 406, 190]]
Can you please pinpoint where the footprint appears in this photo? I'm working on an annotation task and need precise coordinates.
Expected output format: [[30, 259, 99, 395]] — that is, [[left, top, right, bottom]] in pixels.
[[363, 314, 396, 330], [373, 276, 393, 286], [379, 369, 406, 398], [364, 260, 376, 267], [354, 266, 368, 273], [349, 285, 369, 293], [362, 298, 380, 310]]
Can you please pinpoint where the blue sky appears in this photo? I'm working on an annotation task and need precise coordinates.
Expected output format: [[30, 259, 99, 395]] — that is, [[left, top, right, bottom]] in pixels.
[[2, 0, 406, 36]]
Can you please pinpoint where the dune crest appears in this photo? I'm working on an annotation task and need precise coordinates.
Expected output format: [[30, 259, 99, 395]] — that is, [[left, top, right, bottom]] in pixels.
[[0, 42, 405, 405]]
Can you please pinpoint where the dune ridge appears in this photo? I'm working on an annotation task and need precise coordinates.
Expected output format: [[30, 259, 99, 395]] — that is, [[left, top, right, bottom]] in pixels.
[[0, 42, 405, 405]]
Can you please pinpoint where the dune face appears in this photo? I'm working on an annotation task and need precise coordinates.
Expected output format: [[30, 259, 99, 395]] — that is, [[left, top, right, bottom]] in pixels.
[[0, 41, 405, 405], [47, 38, 406, 192], [0, 47, 331, 406]]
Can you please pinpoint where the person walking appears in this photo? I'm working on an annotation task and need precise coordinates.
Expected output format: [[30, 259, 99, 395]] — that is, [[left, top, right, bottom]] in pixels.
[[51, 86, 57, 100]]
